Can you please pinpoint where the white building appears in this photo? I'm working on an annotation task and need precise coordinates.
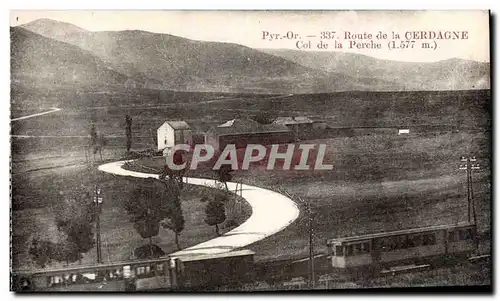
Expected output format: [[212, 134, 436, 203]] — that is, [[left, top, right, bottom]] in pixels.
[[398, 129, 410, 135], [157, 121, 193, 151]]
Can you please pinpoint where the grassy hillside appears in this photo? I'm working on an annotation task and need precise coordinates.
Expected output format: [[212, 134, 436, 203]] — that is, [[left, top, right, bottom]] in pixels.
[[19, 19, 397, 93], [10, 27, 129, 89]]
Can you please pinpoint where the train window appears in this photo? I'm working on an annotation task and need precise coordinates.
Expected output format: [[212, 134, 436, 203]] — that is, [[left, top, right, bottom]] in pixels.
[[423, 234, 436, 245], [448, 231, 457, 242], [362, 242, 370, 253], [123, 266, 131, 278], [408, 235, 422, 248], [466, 228, 475, 240], [335, 245, 344, 256], [430, 234, 436, 245], [137, 267, 145, 275], [394, 235, 408, 249], [459, 230, 466, 240], [327, 244, 333, 256], [380, 237, 394, 251], [346, 245, 354, 256], [354, 243, 362, 254], [459, 229, 474, 241]]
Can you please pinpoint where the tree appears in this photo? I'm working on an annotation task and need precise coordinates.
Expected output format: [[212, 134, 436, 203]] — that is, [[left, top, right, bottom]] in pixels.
[[125, 115, 132, 152], [29, 238, 57, 268], [159, 169, 185, 250], [97, 134, 107, 161], [150, 128, 157, 149], [122, 177, 170, 258], [161, 194, 185, 250], [52, 190, 97, 264], [204, 193, 227, 236], [216, 164, 233, 191], [90, 123, 97, 148], [29, 239, 81, 268], [134, 244, 165, 259], [55, 241, 81, 266], [29, 188, 97, 268], [88, 124, 106, 162]]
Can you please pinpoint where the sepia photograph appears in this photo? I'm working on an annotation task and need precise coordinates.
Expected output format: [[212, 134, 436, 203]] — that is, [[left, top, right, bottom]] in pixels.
[[9, 10, 491, 292]]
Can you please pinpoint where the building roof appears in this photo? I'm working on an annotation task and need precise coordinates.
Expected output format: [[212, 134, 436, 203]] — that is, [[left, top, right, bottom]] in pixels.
[[159, 120, 190, 130], [273, 117, 298, 125], [273, 116, 314, 125], [218, 119, 237, 127], [217, 118, 260, 129], [212, 118, 290, 136], [294, 116, 314, 124], [309, 116, 327, 123], [327, 222, 475, 244]]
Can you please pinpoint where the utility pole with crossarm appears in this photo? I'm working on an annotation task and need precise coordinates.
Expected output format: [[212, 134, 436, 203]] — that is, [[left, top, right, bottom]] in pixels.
[[94, 185, 103, 264], [459, 156, 480, 253], [459, 156, 480, 224], [301, 196, 315, 289]]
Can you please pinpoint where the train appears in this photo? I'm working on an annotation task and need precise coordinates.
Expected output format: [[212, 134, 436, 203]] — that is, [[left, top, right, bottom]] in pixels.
[[12, 250, 256, 292], [12, 223, 478, 291], [326, 222, 477, 275], [254, 222, 478, 284]]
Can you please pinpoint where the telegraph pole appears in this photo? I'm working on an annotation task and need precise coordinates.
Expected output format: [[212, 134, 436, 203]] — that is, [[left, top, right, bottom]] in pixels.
[[469, 157, 480, 226], [459, 156, 480, 225], [461, 156, 481, 254], [307, 198, 315, 289], [94, 185, 103, 264], [281, 190, 315, 289], [298, 196, 315, 289], [459, 157, 471, 223]]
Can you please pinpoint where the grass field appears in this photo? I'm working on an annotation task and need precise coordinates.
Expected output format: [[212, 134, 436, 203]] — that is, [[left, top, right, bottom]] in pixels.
[[11, 87, 491, 287], [126, 130, 491, 263]]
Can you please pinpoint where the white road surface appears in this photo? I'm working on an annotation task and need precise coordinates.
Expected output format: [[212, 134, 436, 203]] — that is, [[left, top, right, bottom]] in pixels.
[[11, 107, 62, 121], [98, 160, 300, 256]]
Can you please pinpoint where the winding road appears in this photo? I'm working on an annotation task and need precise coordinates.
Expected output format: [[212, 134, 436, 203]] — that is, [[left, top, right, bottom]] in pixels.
[[11, 107, 61, 121], [98, 160, 300, 257]]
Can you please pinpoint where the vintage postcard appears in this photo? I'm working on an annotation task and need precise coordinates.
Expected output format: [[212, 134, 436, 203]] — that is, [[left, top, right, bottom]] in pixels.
[[10, 10, 491, 292]]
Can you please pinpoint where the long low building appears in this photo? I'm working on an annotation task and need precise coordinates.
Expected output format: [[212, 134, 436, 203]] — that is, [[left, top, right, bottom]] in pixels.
[[206, 118, 295, 151]]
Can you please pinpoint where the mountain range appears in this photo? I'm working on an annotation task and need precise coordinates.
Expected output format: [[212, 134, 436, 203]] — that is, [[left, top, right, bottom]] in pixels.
[[12, 18, 490, 93], [11, 26, 127, 89], [261, 49, 490, 91]]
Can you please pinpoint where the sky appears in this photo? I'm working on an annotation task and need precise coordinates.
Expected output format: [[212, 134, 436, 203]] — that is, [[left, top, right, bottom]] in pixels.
[[10, 10, 490, 63]]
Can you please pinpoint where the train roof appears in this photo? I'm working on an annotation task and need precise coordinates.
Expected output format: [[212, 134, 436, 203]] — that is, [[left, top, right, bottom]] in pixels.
[[175, 249, 255, 262], [14, 257, 174, 277], [327, 222, 475, 244], [13, 250, 256, 277]]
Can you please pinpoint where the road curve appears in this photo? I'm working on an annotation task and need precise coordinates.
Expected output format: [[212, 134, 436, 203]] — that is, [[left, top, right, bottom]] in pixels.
[[11, 107, 62, 121], [98, 160, 300, 257]]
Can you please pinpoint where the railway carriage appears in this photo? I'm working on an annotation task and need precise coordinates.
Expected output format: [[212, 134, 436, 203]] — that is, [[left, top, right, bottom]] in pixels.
[[327, 222, 477, 273], [12, 250, 255, 291]]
